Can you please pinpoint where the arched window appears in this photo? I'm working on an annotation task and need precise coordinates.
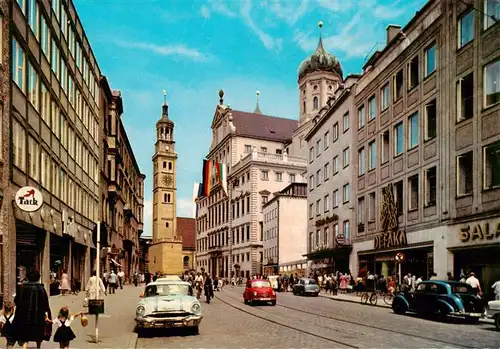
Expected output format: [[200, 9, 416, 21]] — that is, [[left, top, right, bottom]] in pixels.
[[166, 222, 169, 228], [163, 193, 167, 202], [167, 194, 171, 202], [302, 101, 306, 113], [183, 256, 189, 267], [162, 161, 166, 169], [313, 96, 319, 110], [168, 162, 172, 170]]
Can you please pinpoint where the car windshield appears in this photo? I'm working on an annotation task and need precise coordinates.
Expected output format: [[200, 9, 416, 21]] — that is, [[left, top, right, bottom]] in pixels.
[[144, 284, 190, 297], [305, 279, 316, 285], [252, 281, 271, 288], [450, 283, 471, 294]]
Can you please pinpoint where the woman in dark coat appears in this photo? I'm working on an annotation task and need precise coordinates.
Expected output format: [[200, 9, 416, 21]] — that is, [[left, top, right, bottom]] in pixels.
[[13, 268, 52, 349]]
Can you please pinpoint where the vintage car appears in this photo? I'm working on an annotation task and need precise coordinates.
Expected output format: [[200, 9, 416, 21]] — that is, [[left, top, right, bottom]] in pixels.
[[243, 279, 277, 305], [156, 275, 182, 282], [135, 280, 202, 334], [292, 278, 320, 297], [486, 300, 500, 330], [392, 280, 483, 322]]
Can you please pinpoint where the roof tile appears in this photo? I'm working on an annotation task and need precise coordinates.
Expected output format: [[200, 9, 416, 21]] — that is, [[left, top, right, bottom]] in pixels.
[[177, 217, 196, 249], [231, 110, 298, 142]]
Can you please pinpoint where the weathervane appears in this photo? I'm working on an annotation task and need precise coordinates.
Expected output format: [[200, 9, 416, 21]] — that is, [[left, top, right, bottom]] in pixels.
[[318, 20, 323, 38], [162, 89, 167, 105]]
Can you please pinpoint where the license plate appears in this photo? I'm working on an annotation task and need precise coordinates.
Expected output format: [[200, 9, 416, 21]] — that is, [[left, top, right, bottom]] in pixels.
[[259, 298, 271, 301], [468, 313, 482, 317]]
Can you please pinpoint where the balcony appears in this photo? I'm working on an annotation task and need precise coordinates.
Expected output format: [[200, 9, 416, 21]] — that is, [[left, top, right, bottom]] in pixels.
[[232, 150, 307, 173]]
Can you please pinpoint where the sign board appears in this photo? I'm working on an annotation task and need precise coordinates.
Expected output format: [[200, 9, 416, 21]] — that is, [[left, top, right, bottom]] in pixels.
[[395, 252, 405, 262], [335, 234, 346, 245], [15, 186, 43, 212], [374, 229, 408, 250]]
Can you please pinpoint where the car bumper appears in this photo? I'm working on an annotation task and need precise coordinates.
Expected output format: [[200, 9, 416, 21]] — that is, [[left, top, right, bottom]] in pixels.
[[304, 290, 319, 295], [135, 315, 203, 328], [450, 312, 483, 318], [251, 297, 276, 302]]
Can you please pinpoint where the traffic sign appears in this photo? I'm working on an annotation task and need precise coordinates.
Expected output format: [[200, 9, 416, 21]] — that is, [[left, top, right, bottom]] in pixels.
[[395, 252, 405, 262]]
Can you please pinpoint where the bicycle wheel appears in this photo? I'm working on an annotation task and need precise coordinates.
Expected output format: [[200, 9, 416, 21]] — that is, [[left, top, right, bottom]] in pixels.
[[384, 293, 393, 305], [369, 293, 378, 306], [361, 293, 369, 304]]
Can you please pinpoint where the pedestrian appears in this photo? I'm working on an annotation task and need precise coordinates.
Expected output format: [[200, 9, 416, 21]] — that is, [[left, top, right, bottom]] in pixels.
[[117, 269, 125, 289], [491, 278, 500, 300], [0, 301, 16, 349], [12, 268, 52, 349], [59, 270, 70, 296], [466, 272, 482, 296], [84, 270, 107, 305], [47, 306, 83, 349], [107, 270, 118, 294]]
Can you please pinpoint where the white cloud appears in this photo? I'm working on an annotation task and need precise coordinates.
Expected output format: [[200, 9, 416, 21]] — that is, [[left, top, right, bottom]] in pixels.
[[240, 1, 283, 51], [316, 0, 356, 12], [177, 198, 196, 218], [200, 5, 211, 20], [113, 40, 209, 62], [265, 0, 309, 26], [210, 0, 238, 17]]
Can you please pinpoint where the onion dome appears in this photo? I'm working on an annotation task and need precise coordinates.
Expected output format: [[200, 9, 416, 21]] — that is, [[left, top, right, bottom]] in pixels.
[[298, 21, 343, 81], [156, 90, 174, 127]]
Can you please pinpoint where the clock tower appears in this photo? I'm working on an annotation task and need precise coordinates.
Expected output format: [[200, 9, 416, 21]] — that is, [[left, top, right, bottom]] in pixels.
[[148, 92, 184, 274]]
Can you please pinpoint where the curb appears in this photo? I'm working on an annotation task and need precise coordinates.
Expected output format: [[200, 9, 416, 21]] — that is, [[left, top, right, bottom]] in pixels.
[[319, 293, 494, 324], [127, 332, 139, 349]]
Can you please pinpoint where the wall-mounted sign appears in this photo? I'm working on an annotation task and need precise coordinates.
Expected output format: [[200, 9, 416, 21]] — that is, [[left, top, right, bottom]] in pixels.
[[15, 186, 43, 212], [374, 229, 407, 250], [458, 222, 500, 243], [335, 234, 346, 245]]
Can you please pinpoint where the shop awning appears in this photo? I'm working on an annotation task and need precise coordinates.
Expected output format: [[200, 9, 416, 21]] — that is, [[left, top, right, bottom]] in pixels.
[[303, 245, 352, 260], [110, 258, 122, 267]]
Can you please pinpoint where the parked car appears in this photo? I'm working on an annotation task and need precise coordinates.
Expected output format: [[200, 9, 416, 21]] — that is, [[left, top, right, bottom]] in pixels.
[[135, 280, 202, 334], [392, 280, 483, 323], [292, 278, 320, 297], [243, 279, 276, 305], [486, 300, 500, 330]]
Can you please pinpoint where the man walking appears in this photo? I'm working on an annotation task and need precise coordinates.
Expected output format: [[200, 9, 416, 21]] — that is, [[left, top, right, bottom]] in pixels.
[[117, 269, 125, 289], [108, 270, 118, 294]]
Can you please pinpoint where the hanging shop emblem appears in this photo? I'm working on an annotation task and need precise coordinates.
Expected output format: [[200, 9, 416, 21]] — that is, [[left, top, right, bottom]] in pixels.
[[15, 186, 43, 212]]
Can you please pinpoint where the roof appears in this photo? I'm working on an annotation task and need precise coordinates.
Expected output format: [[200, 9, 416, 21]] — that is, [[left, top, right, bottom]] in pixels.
[[298, 36, 343, 81], [177, 217, 195, 250], [231, 110, 298, 142], [146, 279, 189, 286]]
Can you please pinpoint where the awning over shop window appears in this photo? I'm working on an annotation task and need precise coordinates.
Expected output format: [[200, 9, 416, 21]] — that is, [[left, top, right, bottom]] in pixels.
[[110, 258, 122, 267]]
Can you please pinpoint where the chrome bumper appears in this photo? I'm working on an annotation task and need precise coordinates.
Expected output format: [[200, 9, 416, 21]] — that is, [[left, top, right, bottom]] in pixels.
[[135, 314, 203, 328], [450, 311, 483, 318]]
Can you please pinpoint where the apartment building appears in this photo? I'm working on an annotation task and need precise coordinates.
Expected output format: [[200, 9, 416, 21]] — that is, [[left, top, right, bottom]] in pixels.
[[262, 182, 307, 276], [8, 0, 101, 295], [304, 75, 359, 275], [99, 79, 145, 277], [195, 90, 306, 278]]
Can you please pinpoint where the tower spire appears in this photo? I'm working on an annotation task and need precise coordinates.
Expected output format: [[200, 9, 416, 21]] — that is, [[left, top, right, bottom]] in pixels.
[[162, 89, 168, 116], [254, 90, 262, 114], [317, 20, 325, 52]]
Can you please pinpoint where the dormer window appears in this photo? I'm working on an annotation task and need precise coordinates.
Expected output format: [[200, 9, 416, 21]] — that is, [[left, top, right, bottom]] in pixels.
[[302, 101, 306, 113], [313, 96, 319, 110]]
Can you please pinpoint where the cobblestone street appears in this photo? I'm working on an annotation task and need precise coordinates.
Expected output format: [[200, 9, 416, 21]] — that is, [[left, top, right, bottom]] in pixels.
[[137, 287, 500, 348]]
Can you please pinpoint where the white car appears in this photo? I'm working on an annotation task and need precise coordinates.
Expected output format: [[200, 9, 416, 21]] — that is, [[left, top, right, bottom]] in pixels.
[[135, 280, 202, 334]]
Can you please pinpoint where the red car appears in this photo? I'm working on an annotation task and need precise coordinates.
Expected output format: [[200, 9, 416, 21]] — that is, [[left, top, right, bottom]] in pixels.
[[243, 279, 276, 306]]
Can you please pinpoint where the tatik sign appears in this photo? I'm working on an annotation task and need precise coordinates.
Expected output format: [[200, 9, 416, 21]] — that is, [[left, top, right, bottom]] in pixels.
[[15, 186, 43, 212]]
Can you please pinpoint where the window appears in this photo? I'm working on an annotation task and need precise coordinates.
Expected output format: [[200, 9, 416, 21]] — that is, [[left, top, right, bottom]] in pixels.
[[260, 147, 267, 152], [394, 122, 404, 156], [484, 0, 500, 30], [343, 148, 349, 168], [303, 101, 306, 114], [408, 113, 419, 149], [60, 59, 68, 92], [408, 56, 419, 90], [261, 170, 268, 180], [28, 0, 39, 38], [68, 75, 75, 105], [368, 192, 376, 222], [262, 196, 268, 205], [425, 43, 436, 77], [52, 0, 60, 21], [358, 197, 365, 225], [61, 7, 68, 37], [275, 172, 282, 181], [40, 16, 50, 58], [484, 59, 500, 108], [425, 100, 437, 140], [408, 175, 419, 210], [333, 156, 339, 174], [395, 181, 403, 214], [313, 96, 319, 109], [324, 194, 330, 212], [343, 112, 349, 132], [41, 82, 50, 125], [13, 119, 26, 171], [381, 131, 390, 163], [245, 145, 252, 153], [28, 137, 39, 181], [41, 151, 50, 189], [12, 38, 25, 91], [425, 167, 437, 206], [324, 131, 329, 149], [333, 123, 339, 142], [381, 84, 390, 111], [368, 96, 376, 121], [315, 169, 321, 187], [483, 141, 500, 189], [458, 73, 474, 121], [324, 163, 329, 180], [309, 175, 314, 190], [17, 0, 25, 14], [358, 148, 365, 175], [315, 199, 320, 215], [343, 220, 350, 240], [289, 173, 295, 182], [27, 62, 39, 110], [358, 105, 365, 129], [368, 141, 376, 170], [394, 70, 403, 101], [324, 227, 330, 246], [332, 190, 339, 207], [51, 39, 60, 78], [316, 139, 321, 157], [309, 147, 314, 163], [309, 232, 314, 251], [458, 11, 474, 48], [309, 204, 313, 219], [343, 183, 350, 203]]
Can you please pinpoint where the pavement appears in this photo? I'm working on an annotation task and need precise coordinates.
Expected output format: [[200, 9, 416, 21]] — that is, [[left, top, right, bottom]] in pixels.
[[40, 284, 141, 349], [137, 286, 499, 348]]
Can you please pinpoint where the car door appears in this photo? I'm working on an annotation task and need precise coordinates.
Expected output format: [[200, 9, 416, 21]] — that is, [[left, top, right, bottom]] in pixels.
[[244, 281, 252, 300], [413, 283, 428, 313]]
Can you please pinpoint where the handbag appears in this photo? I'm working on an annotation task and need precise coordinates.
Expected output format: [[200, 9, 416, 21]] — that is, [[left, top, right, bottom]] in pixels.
[[43, 320, 52, 340]]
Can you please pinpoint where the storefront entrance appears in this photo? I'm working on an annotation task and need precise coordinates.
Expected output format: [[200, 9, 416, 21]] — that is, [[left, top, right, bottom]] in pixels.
[[15, 220, 45, 282]]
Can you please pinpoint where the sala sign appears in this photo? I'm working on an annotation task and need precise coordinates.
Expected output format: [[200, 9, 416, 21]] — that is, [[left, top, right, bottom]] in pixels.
[[15, 186, 43, 212], [459, 222, 500, 242]]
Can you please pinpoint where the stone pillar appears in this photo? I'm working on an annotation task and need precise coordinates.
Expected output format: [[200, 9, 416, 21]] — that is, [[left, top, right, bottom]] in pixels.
[[381, 261, 389, 279], [41, 231, 50, 295]]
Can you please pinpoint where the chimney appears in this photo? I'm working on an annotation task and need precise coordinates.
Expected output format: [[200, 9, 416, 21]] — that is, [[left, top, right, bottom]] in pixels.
[[386, 25, 402, 45]]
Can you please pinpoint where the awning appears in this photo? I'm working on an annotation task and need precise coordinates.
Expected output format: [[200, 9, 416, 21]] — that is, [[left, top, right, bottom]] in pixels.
[[110, 258, 122, 267]]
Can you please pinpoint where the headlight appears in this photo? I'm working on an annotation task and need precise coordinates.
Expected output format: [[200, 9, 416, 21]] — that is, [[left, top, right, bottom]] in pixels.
[[191, 303, 201, 314], [136, 306, 145, 317], [253, 291, 257, 296]]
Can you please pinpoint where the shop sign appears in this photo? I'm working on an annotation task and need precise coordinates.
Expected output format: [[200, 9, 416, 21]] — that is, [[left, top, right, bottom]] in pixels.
[[15, 186, 43, 212], [335, 234, 346, 245], [458, 222, 500, 243], [374, 229, 407, 250]]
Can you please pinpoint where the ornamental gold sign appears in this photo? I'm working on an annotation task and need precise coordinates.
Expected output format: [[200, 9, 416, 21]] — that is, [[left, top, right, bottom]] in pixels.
[[458, 222, 500, 243], [374, 230, 408, 250]]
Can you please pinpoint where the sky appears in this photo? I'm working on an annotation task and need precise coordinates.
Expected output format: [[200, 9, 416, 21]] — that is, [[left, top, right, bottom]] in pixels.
[[74, 0, 428, 237]]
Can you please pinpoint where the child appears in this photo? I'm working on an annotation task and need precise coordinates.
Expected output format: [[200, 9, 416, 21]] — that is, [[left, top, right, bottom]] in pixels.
[[0, 301, 15, 349], [47, 306, 83, 349]]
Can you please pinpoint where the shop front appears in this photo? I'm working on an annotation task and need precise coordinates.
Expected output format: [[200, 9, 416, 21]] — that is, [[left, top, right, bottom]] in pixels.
[[448, 217, 500, 301], [264, 257, 278, 276], [15, 220, 46, 283], [305, 244, 352, 276]]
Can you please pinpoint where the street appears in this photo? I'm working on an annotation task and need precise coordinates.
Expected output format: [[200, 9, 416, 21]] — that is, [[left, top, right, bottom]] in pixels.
[[137, 287, 499, 348]]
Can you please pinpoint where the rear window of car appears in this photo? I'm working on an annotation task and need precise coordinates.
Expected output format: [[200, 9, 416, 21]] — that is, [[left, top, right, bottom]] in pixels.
[[451, 284, 471, 293], [305, 279, 316, 285], [252, 281, 271, 288]]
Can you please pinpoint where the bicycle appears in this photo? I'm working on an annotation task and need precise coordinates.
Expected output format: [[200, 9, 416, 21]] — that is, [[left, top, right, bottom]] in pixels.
[[360, 291, 378, 306], [383, 292, 394, 305]]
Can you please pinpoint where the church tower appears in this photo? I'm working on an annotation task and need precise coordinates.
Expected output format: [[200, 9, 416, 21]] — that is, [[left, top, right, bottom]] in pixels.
[[148, 91, 184, 274]]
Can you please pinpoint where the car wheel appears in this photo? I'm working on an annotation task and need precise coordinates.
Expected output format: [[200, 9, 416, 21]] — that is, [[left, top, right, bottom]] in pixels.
[[392, 300, 406, 315], [314, 292, 319, 297], [271, 300, 276, 306], [494, 315, 500, 330], [188, 326, 199, 335], [244, 299, 248, 305]]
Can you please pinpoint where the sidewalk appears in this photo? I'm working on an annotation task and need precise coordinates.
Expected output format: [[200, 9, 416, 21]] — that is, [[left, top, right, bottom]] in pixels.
[[319, 291, 494, 324], [46, 285, 140, 348]]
